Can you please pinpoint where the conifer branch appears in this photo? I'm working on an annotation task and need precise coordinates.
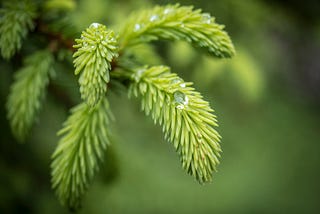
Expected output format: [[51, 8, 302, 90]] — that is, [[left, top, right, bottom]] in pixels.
[[73, 23, 119, 107], [129, 66, 221, 183], [6, 50, 54, 142], [51, 98, 113, 210], [119, 4, 235, 58], [0, 0, 36, 59], [1, 2, 236, 209]]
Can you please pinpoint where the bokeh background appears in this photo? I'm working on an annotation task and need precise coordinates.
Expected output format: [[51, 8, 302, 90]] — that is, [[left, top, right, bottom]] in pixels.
[[1, 0, 320, 213]]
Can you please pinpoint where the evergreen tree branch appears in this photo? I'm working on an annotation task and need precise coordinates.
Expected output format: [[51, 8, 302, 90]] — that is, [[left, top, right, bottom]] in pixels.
[[0, 2, 236, 209], [51, 98, 113, 210], [0, 0, 36, 59], [119, 4, 235, 58], [6, 50, 54, 141], [73, 23, 119, 107], [129, 66, 221, 183]]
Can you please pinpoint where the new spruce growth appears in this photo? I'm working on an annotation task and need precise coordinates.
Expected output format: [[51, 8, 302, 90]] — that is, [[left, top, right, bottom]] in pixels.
[[119, 4, 235, 57], [3, 2, 235, 210], [52, 98, 113, 209], [130, 66, 221, 183], [73, 23, 118, 107]]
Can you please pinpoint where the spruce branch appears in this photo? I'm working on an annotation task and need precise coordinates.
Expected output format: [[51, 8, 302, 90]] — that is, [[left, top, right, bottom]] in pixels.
[[119, 4, 235, 58], [6, 50, 54, 142], [73, 23, 119, 107], [0, 0, 36, 59], [129, 66, 221, 183], [1, 2, 236, 209], [51, 98, 113, 210]]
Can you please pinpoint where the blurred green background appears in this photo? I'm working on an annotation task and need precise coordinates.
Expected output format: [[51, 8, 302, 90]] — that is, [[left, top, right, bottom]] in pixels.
[[1, 0, 320, 213]]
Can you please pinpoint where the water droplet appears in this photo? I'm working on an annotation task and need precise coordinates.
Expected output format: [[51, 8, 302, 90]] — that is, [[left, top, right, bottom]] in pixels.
[[150, 14, 159, 22], [176, 104, 185, 110], [202, 14, 211, 24], [180, 22, 185, 28], [174, 91, 189, 109], [134, 68, 146, 81], [90, 22, 100, 28], [83, 42, 88, 47], [134, 24, 142, 32], [180, 83, 186, 88], [171, 78, 183, 84], [197, 133, 203, 142], [163, 8, 173, 15], [137, 68, 145, 76]]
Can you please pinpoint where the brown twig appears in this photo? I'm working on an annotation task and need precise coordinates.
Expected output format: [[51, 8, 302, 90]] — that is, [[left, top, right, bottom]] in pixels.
[[34, 18, 75, 52]]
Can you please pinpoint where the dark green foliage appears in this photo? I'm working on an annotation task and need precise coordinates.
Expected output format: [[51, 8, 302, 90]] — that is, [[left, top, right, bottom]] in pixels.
[[6, 50, 54, 141], [0, 0, 36, 59]]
